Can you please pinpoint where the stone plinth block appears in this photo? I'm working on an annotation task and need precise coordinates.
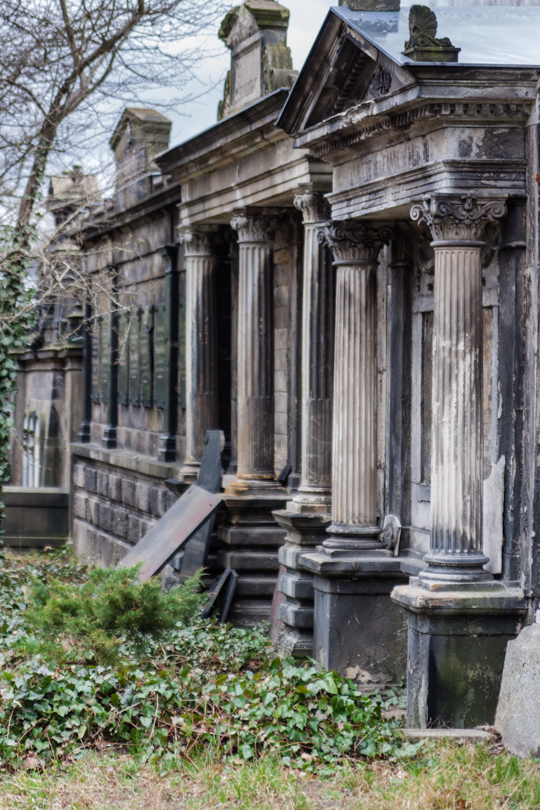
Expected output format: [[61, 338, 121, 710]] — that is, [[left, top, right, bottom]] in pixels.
[[496, 623, 540, 758], [392, 583, 525, 729], [272, 509, 331, 658], [302, 553, 408, 683]]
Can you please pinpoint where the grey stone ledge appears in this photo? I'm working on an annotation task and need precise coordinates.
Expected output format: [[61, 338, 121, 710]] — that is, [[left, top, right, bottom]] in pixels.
[[403, 729, 493, 742], [71, 443, 183, 480]]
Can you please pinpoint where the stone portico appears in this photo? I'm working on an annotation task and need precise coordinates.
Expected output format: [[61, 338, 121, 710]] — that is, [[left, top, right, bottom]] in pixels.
[[278, 1, 538, 717], [13, 0, 540, 731]]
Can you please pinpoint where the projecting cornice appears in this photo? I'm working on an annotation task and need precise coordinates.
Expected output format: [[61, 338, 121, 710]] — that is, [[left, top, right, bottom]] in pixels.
[[305, 97, 534, 164]]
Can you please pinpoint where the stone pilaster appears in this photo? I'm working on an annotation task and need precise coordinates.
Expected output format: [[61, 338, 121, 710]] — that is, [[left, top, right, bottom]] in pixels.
[[178, 227, 219, 481], [273, 190, 333, 657], [229, 210, 277, 488], [391, 194, 524, 730]]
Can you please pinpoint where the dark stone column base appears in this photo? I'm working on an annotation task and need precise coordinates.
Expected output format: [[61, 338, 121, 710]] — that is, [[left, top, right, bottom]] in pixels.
[[272, 510, 331, 658], [218, 493, 289, 626], [391, 581, 526, 729], [301, 552, 408, 683]]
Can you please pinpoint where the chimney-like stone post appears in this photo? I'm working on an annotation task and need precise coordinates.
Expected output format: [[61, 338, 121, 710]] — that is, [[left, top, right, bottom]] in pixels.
[[178, 227, 219, 480]]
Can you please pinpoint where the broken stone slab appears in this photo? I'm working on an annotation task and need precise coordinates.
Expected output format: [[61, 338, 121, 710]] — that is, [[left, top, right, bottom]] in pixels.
[[118, 484, 222, 581], [495, 620, 540, 758]]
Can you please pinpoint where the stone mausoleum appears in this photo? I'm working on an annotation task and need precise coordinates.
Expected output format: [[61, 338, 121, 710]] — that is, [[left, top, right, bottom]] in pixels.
[[9, 0, 540, 729]]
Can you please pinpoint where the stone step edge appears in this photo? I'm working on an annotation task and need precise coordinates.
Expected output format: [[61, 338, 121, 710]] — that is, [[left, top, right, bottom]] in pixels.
[[404, 729, 494, 742]]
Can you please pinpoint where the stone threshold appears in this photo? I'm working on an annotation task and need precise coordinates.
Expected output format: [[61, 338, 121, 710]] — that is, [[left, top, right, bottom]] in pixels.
[[71, 443, 183, 481]]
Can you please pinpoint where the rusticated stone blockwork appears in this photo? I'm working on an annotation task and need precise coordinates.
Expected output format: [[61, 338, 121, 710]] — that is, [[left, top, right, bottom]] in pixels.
[[72, 458, 177, 566]]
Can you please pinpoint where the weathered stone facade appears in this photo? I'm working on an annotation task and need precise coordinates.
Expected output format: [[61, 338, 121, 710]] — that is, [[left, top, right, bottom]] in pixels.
[[11, 0, 540, 729]]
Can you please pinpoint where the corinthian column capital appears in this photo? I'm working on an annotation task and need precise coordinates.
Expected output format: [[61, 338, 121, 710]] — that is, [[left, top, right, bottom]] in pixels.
[[230, 210, 276, 243], [178, 226, 217, 256], [319, 221, 394, 265], [411, 194, 507, 243], [294, 191, 330, 225]]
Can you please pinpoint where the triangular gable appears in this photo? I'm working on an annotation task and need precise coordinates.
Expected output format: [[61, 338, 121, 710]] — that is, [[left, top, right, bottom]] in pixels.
[[278, 8, 412, 136]]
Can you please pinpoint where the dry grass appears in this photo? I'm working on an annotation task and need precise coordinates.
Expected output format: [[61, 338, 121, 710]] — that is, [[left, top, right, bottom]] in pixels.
[[0, 741, 538, 810]]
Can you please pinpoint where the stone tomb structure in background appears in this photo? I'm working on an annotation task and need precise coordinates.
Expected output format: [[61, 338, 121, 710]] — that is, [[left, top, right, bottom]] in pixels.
[[12, 0, 540, 730]]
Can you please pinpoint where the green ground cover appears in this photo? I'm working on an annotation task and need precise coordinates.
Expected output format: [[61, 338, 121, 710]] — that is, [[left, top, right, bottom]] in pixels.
[[0, 549, 538, 809]]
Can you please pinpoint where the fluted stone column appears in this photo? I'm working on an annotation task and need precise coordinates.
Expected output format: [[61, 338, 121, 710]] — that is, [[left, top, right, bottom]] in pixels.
[[300, 221, 408, 682], [391, 195, 524, 730], [323, 221, 393, 549], [293, 191, 334, 510], [178, 227, 219, 481], [412, 194, 507, 583], [218, 210, 288, 626], [229, 210, 276, 488], [273, 190, 334, 657]]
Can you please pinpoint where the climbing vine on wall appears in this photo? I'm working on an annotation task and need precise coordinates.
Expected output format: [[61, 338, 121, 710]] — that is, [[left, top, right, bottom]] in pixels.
[[0, 226, 35, 529]]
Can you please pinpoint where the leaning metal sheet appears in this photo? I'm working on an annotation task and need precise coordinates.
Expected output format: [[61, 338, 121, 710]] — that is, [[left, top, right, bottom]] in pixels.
[[334, 5, 540, 67], [119, 484, 222, 581]]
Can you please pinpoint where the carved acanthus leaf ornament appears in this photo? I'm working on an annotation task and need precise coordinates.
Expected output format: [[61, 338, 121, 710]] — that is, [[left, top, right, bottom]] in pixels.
[[178, 227, 216, 256], [230, 212, 276, 243], [411, 194, 507, 242], [294, 192, 330, 225], [318, 221, 394, 264]]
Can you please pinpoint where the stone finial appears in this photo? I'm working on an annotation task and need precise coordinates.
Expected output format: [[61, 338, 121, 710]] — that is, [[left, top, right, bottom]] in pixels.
[[318, 221, 394, 264], [411, 194, 507, 242], [402, 5, 461, 63], [217, 0, 298, 120]]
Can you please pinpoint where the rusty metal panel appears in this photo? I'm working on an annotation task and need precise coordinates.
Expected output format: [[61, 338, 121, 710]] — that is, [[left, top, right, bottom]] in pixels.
[[118, 484, 222, 581]]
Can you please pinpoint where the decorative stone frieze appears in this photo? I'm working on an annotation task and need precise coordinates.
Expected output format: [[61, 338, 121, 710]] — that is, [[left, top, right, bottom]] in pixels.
[[178, 226, 219, 479], [410, 194, 507, 583]]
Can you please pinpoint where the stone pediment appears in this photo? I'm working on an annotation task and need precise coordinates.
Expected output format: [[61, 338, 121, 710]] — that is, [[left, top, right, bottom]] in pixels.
[[304, 34, 404, 130], [277, 9, 413, 137]]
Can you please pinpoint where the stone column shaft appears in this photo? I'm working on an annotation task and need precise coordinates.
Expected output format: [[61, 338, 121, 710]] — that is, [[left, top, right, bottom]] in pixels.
[[321, 221, 393, 549], [292, 192, 333, 510], [178, 228, 219, 476], [230, 211, 276, 483], [411, 193, 507, 582]]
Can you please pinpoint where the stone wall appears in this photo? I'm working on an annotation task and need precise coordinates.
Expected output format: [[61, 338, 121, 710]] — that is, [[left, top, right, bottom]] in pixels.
[[71, 453, 178, 566]]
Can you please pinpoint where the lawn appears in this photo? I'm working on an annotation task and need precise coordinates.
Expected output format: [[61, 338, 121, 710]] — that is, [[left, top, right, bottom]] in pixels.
[[0, 549, 538, 809]]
